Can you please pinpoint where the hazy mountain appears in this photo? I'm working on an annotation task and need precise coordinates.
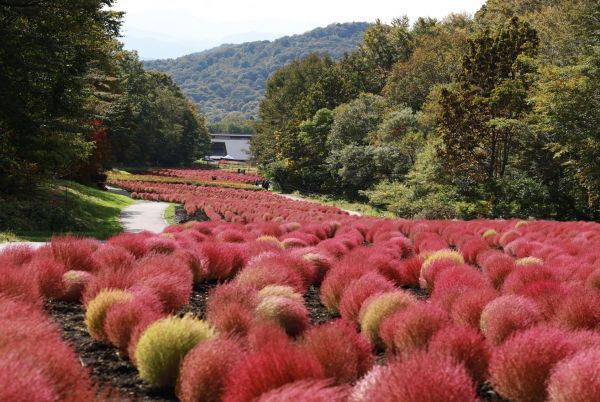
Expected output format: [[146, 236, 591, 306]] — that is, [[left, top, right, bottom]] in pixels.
[[144, 22, 370, 121]]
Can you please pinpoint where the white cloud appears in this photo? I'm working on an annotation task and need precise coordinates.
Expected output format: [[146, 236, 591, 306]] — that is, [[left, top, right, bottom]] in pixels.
[[113, 0, 485, 59]]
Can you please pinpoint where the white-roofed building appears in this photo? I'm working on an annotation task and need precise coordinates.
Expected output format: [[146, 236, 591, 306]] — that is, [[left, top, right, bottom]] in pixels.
[[208, 133, 253, 161]]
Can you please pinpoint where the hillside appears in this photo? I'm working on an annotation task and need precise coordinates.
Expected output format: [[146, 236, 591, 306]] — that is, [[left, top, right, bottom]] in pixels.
[[144, 22, 370, 121]]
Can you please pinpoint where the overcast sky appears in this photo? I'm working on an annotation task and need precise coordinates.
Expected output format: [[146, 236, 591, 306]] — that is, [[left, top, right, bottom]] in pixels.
[[113, 0, 486, 60]]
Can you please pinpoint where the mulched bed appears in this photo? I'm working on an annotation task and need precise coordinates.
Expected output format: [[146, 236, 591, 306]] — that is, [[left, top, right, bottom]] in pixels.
[[46, 282, 216, 401], [47, 280, 507, 401]]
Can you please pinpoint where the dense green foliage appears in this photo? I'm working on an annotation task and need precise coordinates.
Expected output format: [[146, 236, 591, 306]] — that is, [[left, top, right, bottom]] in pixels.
[[0, 1, 210, 195], [144, 23, 370, 121], [105, 51, 210, 167], [253, 1, 600, 220]]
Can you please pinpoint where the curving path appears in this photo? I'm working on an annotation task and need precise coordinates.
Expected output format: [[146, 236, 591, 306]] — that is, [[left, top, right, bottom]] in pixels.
[[0, 188, 169, 251], [106, 186, 169, 233]]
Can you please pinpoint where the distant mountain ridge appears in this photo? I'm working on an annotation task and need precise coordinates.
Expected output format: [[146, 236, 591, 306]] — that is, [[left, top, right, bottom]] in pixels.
[[144, 22, 370, 121]]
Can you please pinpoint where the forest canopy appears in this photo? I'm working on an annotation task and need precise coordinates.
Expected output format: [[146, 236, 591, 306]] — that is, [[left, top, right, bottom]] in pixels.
[[252, 0, 600, 221]]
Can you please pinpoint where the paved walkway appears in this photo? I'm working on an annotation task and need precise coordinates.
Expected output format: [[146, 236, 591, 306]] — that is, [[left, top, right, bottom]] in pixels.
[[106, 186, 169, 233], [0, 188, 169, 251]]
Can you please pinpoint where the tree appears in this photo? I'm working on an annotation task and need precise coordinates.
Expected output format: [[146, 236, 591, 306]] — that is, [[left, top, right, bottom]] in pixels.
[[384, 14, 472, 110], [0, 0, 122, 191], [435, 18, 539, 195]]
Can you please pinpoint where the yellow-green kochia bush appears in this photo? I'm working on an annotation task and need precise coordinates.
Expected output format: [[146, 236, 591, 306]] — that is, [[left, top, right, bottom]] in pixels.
[[359, 290, 417, 347], [85, 289, 132, 341], [134, 315, 216, 387]]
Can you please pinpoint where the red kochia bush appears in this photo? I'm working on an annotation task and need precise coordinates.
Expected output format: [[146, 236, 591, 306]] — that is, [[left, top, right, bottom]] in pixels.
[[82, 267, 134, 305], [108, 232, 152, 258], [479, 251, 515, 289], [32, 257, 66, 299], [429, 265, 490, 311], [428, 326, 490, 385], [177, 337, 244, 402], [205, 283, 259, 336], [450, 288, 498, 328], [353, 351, 478, 402], [256, 380, 350, 402], [339, 272, 396, 323], [300, 320, 374, 384], [320, 257, 370, 313], [50, 236, 100, 272], [236, 253, 305, 292], [379, 302, 451, 357], [222, 345, 325, 402], [489, 326, 580, 402], [547, 348, 600, 402], [553, 287, 600, 330], [0, 352, 58, 402], [256, 296, 310, 337], [103, 291, 164, 355], [480, 295, 544, 345], [92, 245, 135, 271], [501, 264, 556, 294], [132, 254, 193, 312], [396, 256, 422, 287], [0, 262, 42, 306]]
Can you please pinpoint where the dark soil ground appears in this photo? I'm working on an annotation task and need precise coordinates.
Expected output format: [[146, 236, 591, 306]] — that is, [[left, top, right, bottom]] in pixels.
[[47, 281, 506, 402], [46, 282, 216, 402]]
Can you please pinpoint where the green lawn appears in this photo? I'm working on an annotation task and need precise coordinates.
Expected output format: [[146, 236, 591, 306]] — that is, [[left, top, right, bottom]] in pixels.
[[277, 191, 395, 218], [0, 180, 134, 242], [163, 203, 178, 225]]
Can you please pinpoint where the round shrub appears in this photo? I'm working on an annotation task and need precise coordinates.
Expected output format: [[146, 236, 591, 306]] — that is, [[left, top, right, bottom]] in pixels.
[[235, 255, 305, 293], [300, 320, 374, 384], [339, 272, 396, 323], [429, 265, 489, 311], [490, 326, 579, 402], [350, 351, 478, 402], [85, 289, 132, 341], [103, 291, 163, 355], [428, 326, 490, 385], [421, 249, 464, 272], [62, 270, 93, 302], [480, 295, 544, 345], [359, 291, 417, 347], [320, 257, 370, 313], [553, 288, 600, 330], [480, 252, 515, 290], [0, 352, 58, 402], [450, 288, 498, 328], [259, 285, 304, 304], [256, 379, 351, 402], [134, 315, 215, 387], [379, 302, 451, 357], [547, 348, 600, 402], [222, 344, 325, 402], [32, 257, 66, 299], [419, 258, 458, 290], [256, 296, 309, 337], [501, 264, 556, 294], [176, 337, 244, 402]]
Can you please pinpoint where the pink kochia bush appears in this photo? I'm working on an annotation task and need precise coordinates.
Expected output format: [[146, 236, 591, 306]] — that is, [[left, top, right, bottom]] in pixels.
[[480, 295, 544, 345], [300, 320, 374, 384], [379, 302, 451, 356], [222, 344, 325, 402], [256, 380, 350, 402], [255, 296, 309, 337], [489, 326, 582, 402], [350, 351, 477, 402], [176, 337, 244, 402], [0, 297, 94, 401], [428, 325, 490, 385], [338, 272, 396, 323], [547, 348, 600, 402]]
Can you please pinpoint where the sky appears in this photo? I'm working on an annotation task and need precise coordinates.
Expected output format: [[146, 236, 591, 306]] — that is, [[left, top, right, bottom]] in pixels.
[[113, 0, 486, 60]]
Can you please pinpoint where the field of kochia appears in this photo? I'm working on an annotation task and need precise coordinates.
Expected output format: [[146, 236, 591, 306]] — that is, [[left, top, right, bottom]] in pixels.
[[1, 169, 599, 402]]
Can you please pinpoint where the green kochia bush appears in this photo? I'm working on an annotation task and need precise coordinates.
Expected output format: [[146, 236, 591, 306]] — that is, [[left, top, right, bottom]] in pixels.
[[135, 315, 216, 387]]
